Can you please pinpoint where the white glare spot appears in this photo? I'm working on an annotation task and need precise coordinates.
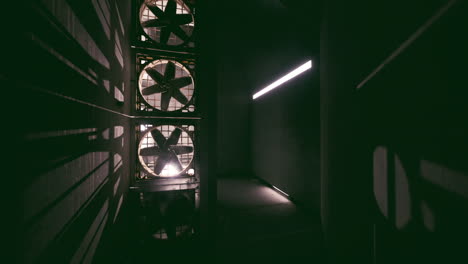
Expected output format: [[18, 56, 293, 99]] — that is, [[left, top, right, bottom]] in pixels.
[[164, 164, 179, 176]]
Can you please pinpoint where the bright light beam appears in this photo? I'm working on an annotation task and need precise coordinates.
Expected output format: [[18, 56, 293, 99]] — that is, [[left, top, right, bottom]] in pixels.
[[272, 185, 289, 197], [252, 60, 312, 100]]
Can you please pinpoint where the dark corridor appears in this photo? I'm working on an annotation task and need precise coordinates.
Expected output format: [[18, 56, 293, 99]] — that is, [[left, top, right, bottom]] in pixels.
[[7, 0, 468, 263]]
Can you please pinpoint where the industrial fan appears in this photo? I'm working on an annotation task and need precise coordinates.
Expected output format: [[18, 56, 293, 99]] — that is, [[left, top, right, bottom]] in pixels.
[[138, 125, 194, 177], [139, 0, 194, 46], [143, 190, 196, 240], [139, 59, 194, 112]]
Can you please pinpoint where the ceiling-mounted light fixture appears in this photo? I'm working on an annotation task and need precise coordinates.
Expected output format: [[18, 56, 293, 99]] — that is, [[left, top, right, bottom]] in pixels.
[[252, 60, 312, 100]]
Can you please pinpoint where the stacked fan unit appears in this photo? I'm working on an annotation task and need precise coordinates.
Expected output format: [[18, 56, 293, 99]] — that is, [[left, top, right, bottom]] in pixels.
[[137, 123, 196, 179], [137, 0, 195, 50], [136, 57, 196, 114], [131, 0, 199, 241]]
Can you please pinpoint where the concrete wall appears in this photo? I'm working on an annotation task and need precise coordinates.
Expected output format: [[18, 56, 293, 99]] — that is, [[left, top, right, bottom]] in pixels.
[[248, 1, 321, 208], [9, 0, 133, 262], [214, 1, 255, 178], [361, 1, 468, 262], [321, 0, 468, 262], [251, 63, 320, 208], [214, 0, 321, 179], [212, 1, 322, 193]]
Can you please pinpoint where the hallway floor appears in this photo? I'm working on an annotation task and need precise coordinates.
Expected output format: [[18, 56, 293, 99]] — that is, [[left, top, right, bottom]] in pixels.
[[216, 177, 325, 259], [125, 177, 325, 262]]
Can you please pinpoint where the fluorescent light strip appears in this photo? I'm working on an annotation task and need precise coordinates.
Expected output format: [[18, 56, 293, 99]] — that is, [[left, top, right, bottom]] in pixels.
[[253, 60, 312, 100], [272, 185, 289, 197]]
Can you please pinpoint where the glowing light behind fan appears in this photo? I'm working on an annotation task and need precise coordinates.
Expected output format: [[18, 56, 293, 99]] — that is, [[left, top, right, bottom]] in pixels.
[[163, 164, 179, 176]]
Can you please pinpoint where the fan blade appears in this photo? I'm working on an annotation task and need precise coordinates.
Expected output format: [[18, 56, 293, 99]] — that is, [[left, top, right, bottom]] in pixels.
[[151, 129, 166, 147], [142, 84, 168, 95], [139, 146, 161, 156], [170, 145, 193, 155], [154, 154, 170, 175], [170, 25, 189, 41], [164, 61, 176, 81], [165, 0, 177, 15], [142, 19, 167, 28], [170, 76, 192, 89], [169, 153, 184, 171], [160, 27, 171, 44], [173, 14, 193, 25], [146, 3, 165, 18], [172, 88, 189, 105], [161, 91, 171, 111], [166, 128, 182, 146], [145, 67, 165, 84]]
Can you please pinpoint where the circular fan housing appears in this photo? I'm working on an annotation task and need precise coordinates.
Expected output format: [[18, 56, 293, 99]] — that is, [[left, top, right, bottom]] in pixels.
[[138, 125, 194, 177], [139, 0, 194, 46], [139, 59, 194, 112]]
